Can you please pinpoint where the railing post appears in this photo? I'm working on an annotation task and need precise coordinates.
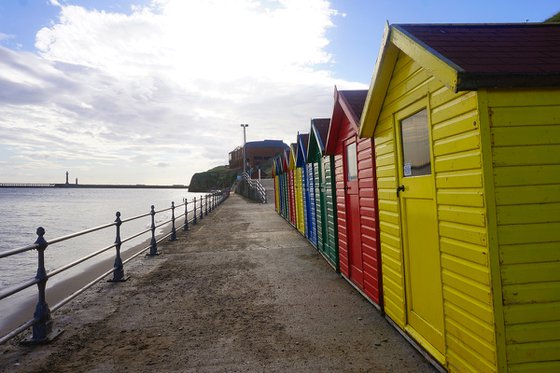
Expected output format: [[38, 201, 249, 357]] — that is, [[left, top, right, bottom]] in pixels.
[[199, 196, 203, 220], [24, 227, 62, 344], [183, 198, 189, 231], [109, 212, 127, 282], [170, 201, 177, 241], [193, 197, 197, 225], [205, 195, 208, 216], [148, 205, 159, 256]]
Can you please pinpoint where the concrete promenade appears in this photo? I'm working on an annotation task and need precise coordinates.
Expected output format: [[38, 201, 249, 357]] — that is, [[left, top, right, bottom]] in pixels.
[[1, 193, 436, 372]]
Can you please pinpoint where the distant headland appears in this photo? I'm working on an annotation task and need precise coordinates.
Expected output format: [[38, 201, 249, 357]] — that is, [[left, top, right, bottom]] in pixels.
[[0, 171, 188, 189], [0, 183, 188, 189]]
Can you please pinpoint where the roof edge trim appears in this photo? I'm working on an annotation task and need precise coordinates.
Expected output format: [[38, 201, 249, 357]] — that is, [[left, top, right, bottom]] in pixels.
[[391, 25, 462, 92], [359, 22, 398, 138]]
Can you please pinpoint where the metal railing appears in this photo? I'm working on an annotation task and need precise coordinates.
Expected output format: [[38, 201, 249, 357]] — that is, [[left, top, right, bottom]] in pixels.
[[236, 172, 267, 203], [0, 190, 229, 345]]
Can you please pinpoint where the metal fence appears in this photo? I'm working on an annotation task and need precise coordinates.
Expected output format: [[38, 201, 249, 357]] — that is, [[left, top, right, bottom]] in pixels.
[[235, 172, 267, 203], [0, 190, 229, 345]]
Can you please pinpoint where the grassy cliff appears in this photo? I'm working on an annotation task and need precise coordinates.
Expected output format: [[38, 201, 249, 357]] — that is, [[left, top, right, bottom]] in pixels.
[[545, 11, 560, 22], [188, 165, 238, 192]]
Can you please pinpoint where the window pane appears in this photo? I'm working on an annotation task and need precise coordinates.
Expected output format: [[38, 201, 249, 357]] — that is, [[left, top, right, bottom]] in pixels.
[[346, 142, 358, 181], [401, 109, 431, 177]]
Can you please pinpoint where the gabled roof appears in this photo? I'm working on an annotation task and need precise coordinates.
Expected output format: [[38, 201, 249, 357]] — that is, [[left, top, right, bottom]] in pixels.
[[296, 132, 309, 167], [325, 87, 368, 154], [307, 118, 331, 162], [271, 157, 277, 177], [360, 22, 560, 137], [282, 149, 289, 173], [288, 143, 298, 170], [275, 149, 289, 174], [398, 23, 560, 81]]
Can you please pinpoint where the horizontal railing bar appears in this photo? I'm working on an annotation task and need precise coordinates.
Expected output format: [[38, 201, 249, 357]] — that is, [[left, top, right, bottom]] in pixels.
[[155, 220, 171, 230], [156, 230, 174, 243], [0, 318, 34, 345], [51, 267, 114, 313], [120, 211, 151, 224], [47, 243, 116, 279], [0, 243, 40, 259], [155, 206, 172, 214], [0, 192, 226, 345], [0, 277, 39, 301], [122, 242, 152, 266], [120, 227, 152, 245], [49, 222, 116, 245]]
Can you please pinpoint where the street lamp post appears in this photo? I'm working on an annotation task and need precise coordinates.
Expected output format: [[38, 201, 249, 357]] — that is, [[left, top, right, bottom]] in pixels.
[[240, 124, 249, 174]]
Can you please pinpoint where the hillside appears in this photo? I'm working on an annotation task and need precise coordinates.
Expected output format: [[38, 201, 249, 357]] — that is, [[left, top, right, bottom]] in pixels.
[[188, 165, 238, 192]]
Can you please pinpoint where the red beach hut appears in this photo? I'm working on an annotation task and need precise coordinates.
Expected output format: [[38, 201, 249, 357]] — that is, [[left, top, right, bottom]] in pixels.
[[325, 88, 382, 307]]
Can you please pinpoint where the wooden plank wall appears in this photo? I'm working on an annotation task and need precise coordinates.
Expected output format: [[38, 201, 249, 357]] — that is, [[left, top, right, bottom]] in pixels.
[[487, 89, 560, 372], [357, 136, 381, 304], [373, 52, 498, 372]]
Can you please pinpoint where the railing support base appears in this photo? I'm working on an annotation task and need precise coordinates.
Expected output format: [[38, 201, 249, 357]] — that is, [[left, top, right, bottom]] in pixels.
[[21, 328, 63, 345], [107, 276, 129, 283], [146, 252, 160, 257]]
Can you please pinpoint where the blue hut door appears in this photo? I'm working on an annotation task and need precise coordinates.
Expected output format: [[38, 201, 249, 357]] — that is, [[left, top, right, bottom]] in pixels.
[[344, 139, 363, 286]]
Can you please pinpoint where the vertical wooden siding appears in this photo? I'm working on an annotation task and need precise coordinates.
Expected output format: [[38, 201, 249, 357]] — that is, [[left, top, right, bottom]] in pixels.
[[357, 137, 380, 304], [486, 89, 560, 372], [302, 164, 310, 239], [307, 163, 318, 246], [295, 167, 305, 234], [323, 156, 339, 270], [281, 173, 288, 220], [288, 171, 296, 226], [274, 175, 280, 213], [374, 52, 497, 372], [314, 162, 324, 251]]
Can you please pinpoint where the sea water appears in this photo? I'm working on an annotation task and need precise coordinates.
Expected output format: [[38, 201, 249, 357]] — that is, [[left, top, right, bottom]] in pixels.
[[0, 187, 202, 335]]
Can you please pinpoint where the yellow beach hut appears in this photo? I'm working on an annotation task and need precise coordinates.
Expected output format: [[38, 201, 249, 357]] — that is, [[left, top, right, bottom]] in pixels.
[[290, 142, 305, 234], [360, 23, 560, 372]]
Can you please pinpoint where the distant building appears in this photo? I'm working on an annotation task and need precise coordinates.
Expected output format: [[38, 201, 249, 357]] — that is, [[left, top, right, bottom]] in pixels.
[[229, 140, 289, 178]]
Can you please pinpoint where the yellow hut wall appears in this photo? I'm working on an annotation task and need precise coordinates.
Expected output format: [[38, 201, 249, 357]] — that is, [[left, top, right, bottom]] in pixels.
[[274, 175, 280, 213], [372, 52, 498, 371], [481, 89, 560, 372], [295, 167, 305, 234]]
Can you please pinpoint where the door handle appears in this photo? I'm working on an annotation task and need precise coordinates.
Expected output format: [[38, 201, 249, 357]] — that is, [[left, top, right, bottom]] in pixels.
[[396, 185, 405, 197]]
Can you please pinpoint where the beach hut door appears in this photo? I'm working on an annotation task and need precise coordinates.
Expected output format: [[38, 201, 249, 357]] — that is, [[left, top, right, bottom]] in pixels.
[[344, 140, 363, 286], [397, 108, 445, 358]]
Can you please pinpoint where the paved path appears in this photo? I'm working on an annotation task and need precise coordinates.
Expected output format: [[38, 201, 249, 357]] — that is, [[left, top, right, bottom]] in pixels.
[[1, 194, 436, 372]]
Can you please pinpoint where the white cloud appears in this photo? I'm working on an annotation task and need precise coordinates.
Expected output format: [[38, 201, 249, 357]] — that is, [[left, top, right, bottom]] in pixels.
[[0, 0, 366, 184], [0, 33, 14, 41]]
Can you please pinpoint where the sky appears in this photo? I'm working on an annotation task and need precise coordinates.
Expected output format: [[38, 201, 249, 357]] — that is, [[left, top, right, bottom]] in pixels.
[[0, 0, 558, 185]]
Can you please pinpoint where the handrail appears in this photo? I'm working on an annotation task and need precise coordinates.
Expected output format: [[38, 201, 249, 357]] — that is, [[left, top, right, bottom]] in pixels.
[[0, 189, 229, 345], [238, 172, 267, 203]]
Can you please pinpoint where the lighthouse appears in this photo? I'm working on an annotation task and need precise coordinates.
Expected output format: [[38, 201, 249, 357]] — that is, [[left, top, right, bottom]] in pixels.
[[65, 171, 69, 185]]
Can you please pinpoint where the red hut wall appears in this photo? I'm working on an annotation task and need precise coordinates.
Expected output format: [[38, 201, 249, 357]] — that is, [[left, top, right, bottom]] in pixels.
[[356, 137, 380, 304], [333, 120, 355, 278], [288, 168, 296, 226], [330, 95, 381, 306]]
